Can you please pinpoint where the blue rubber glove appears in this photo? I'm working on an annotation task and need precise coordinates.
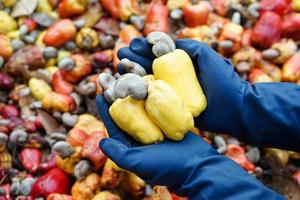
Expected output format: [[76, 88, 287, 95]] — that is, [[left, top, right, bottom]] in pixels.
[[96, 95, 283, 200], [118, 38, 300, 152]]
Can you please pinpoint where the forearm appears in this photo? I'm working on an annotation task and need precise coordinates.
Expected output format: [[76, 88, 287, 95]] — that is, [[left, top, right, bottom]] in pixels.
[[240, 82, 300, 151], [176, 154, 284, 200]]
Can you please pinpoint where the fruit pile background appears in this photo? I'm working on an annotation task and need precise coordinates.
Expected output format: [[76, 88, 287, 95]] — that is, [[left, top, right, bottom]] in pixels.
[[0, 0, 300, 199]]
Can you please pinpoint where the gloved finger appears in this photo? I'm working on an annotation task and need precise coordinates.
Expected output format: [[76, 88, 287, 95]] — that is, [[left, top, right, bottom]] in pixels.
[[99, 138, 131, 168], [96, 95, 134, 146], [175, 39, 236, 79], [129, 37, 156, 59], [117, 47, 153, 74], [117, 63, 127, 75]]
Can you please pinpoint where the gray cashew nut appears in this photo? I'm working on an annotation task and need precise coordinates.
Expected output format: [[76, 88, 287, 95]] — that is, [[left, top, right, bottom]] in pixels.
[[120, 58, 146, 76], [98, 73, 118, 103], [114, 73, 148, 100], [147, 32, 176, 57]]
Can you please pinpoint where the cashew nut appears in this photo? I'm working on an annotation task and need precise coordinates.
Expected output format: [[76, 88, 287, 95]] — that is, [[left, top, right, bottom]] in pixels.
[[214, 135, 227, 154], [98, 73, 118, 103], [247, 3, 260, 18], [245, 147, 261, 163], [61, 112, 78, 127], [262, 49, 280, 60], [147, 32, 176, 57], [9, 129, 28, 143], [74, 160, 92, 181], [0, 133, 8, 145], [20, 177, 35, 196], [52, 141, 74, 159], [219, 40, 233, 49], [114, 73, 148, 100], [120, 58, 146, 76], [76, 79, 96, 96]]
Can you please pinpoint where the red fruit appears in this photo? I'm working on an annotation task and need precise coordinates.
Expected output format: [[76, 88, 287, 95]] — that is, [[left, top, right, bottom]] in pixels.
[[30, 168, 71, 198], [251, 12, 281, 49], [81, 131, 107, 170], [19, 148, 42, 174], [210, 0, 229, 16], [43, 19, 76, 47], [144, 0, 169, 35], [0, 105, 19, 119], [171, 193, 188, 200], [100, 0, 119, 19], [66, 128, 89, 147], [23, 120, 37, 133], [260, 0, 289, 15], [226, 144, 256, 172], [183, 2, 210, 27], [34, 116, 44, 130], [52, 71, 74, 95], [92, 50, 113, 69], [39, 153, 57, 174], [241, 29, 252, 47], [23, 18, 37, 32], [58, 0, 86, 18], [281, 13, 300, 41], [0, 72, 14, 91], [0, 126, 9, 134], [8, 117, 23, 130], [0, 184, 11, 200]]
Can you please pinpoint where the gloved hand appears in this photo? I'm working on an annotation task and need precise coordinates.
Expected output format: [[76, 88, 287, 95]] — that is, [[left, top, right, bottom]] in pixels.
[[96, 95, 283, 200], [117, 38, 300, 152]]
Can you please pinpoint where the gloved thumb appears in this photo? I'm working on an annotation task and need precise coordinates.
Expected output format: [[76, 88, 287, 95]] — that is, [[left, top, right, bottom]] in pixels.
[[99, 138, 130, 168], [175, 39, 208, 58]]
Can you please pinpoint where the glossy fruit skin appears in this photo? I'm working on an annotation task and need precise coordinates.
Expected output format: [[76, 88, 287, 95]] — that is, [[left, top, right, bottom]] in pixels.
[[58, 0, 87, 18], [19, 148, 42, 174], [66, 128, 89, 147], [251, 12, 282, 49], [52, 71, 74, 95], [30, 168, 71, 198], [281, 13, 300, 41], [144, 0, 169, 35], [43, 19, 76, 47], [183, 2, 209, 27]]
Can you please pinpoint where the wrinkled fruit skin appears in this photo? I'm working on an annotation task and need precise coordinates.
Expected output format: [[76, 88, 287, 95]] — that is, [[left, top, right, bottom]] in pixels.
[[71, 173, 101, 200], [43, 19, 77, 47], [30, 168, 71, 198], [153, 49, 206, 117], [146, 80, 194, 141], [251, 12, 282, 49], [6, 46, 45, 78], [109, 96, 164, 144], [74, 114, 105, 135], [81, 131, 107, 170], [66, 127, 89, 147], [101, 159, 124, 189]]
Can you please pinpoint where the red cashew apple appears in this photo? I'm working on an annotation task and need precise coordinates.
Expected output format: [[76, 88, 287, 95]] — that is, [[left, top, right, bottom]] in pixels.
[[260, 0, 289, 15], [226, 144, 256, 172], [30, 168, 71, 198], [183, 1, 210, 27], [52, 71, 74, 95], [251, 12, 281, 49], [19, 148, 42, 174]]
